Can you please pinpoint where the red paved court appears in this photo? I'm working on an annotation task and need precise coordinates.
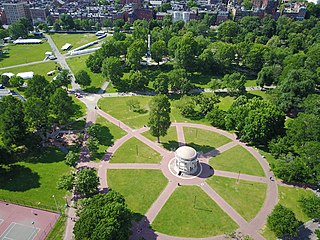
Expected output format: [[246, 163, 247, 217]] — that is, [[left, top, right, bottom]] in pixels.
[[0, 201, 59, 240]]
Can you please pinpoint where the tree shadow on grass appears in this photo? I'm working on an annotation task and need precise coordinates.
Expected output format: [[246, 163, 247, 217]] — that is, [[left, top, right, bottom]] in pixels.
[[91, 124, 115, 160], [187, 142, 215, 155], [162, 140, 179, 151], [71, 101, 85, 120], [83, 86, 100, 93], [0, 165, 40, 191], [132, 212, 145, 222], [21, 147, 66, 164]]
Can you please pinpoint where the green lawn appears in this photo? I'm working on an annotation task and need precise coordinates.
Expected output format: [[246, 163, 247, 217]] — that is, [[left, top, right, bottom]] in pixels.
[[0, 61, 58, 82], [183, 127, 231, 154], [0, 148, 69, 211], [46, 216, 67, 240], [141, 127, 179, 151], [66, 55, 105, 93], [261, 186, 316, 240], [278, 186, 315, 222], [207, 176, 267, 221], [0, 42, 52, 68], [50, 33, 97, 52], [170, 99, 210, 126], [209, 145, 265, 176], [98, 96, 212, 128], [217, 96, 235, 111], [152, 186, 238, 237], [90, 116, 127, 161], [245, 79, 257, 87], [110, 137, 162, 163], [98, 96, 152, 129], [107, 169, 168, 219], [70, 96, 87, 120]]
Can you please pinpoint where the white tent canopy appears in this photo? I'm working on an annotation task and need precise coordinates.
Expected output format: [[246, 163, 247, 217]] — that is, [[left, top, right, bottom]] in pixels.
[[61, 43, 72, 51], [1, 72, 15, 78], [17, 72, 34, 79], [13, 39, 42, 44]]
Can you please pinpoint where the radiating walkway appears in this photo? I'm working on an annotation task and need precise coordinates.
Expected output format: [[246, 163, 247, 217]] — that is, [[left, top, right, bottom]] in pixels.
[[64, 102, 279, 240]]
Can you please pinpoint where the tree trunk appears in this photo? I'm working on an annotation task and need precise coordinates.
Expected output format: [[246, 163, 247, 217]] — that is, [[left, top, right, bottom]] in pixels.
[[157, 136, 160, 143]]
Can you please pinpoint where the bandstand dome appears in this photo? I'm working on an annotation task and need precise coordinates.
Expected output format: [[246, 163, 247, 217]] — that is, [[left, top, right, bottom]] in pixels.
[[175, 146, 197, 160], [174, 146, 198, 175]]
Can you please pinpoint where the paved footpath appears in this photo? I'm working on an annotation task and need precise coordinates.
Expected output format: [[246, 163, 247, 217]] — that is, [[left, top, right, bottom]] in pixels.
[[64, 100, 280, 240]]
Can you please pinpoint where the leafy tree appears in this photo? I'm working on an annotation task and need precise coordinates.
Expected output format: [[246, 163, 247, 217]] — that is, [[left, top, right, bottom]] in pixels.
[[151, 40, 166, 64], [160, 2, 171, 12], [126, 99, 141, 112], [222, 72, 246, 96], [0, 75, 10, 86], [57, 173, 74, 191], [0, 29, 9, 40], [132, 25, 148, 41], [195, 93, 220, 116], [75, 70, 91, 87], [54, 69, 71, 88], [25, 75, 52, 101], [127, 70, 148, 91], [0, 96, 26, 148], [60, 14, 75, 30], [256, 65, 282, 87], [174, 33, 198, 70], [148, 95, 171, 142], [198, 48, 216, 73], [206, 108, 227, 129], [275, 68, 315, 113], [226, 97, 285, 145], [267, 204, 300, 238], [218, 20, 240, 43], [113, 19, 125, 28], [9, 76, 24, 88], [8, 22, 28, 39], [176, 95, 197, 118], [49, 88, 74, 124], [299, 195, 320, 220], [243, 44, 269, 72], [126, 40, 147, 69], [211, 42, 236, 71], [24, 97, 50, 141], [74, 168, 99, 197], [300, 94, 320, 115], [53, 22, 61, 31], [167, 68, 193, 94], [154, 73, 169, 94], [73, 191, 132, 240], [65, 151, 80, 167], [86, 137, 99, 155], [101, 57, 123, 84]]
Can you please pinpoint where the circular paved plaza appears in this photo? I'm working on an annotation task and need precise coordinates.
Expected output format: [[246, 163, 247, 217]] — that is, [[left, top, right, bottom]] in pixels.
[[78, 109, 278, 240]]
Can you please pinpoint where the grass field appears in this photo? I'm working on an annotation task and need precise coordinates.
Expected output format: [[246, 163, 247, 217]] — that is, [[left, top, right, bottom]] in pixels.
[[46, 216, 67, 240], [50, 33, 97, 52], [210, 145, 265, 176], [0, 61, 58, 82], [0, 148, 69, 211], [261, 186, 316, 240], [90, 116, 127, 161], [278, 186, 315, 222], [66, 55, 105, 93], [70, 96, 87, 120], [152, 186, 238, 237], [110, 137, 162, 163], [217, 96, 235, 111], [0, 43, 52, 68], [207, 176, 267, 221], [98, 96, 152, 129], [107, 169, 168, 219], [183, 127, 231, 154], [141, 127, 179, 151]]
